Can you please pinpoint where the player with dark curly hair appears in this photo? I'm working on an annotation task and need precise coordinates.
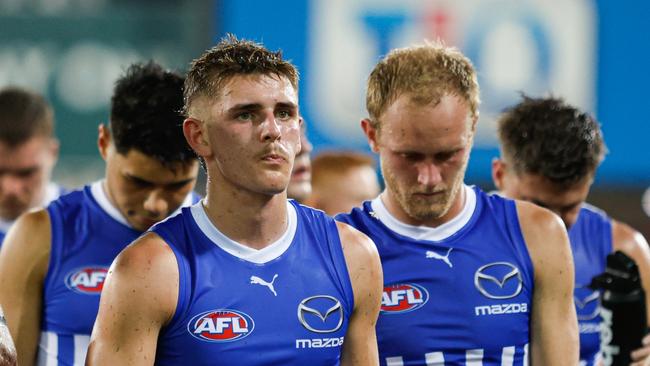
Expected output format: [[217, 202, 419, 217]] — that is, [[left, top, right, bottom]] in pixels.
[[86, 35, 382, 366], [492, 95, 650, 365], [0, 61, 199, 366]]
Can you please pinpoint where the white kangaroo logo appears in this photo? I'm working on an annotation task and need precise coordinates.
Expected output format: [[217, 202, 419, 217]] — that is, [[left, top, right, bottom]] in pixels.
[[250, 274, 279, 296], [425, 248, 454, 268]]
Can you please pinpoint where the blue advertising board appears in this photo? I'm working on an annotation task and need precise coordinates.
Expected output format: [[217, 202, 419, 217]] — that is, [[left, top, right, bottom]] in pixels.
[[216, 0, 650, 185]]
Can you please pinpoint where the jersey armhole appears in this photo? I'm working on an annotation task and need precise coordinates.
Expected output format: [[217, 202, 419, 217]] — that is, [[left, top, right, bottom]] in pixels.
[[325, 218, 356, 317], [43, 204, 62, 292], [505, 200, 536, 290], [152, 227, 189, 328]]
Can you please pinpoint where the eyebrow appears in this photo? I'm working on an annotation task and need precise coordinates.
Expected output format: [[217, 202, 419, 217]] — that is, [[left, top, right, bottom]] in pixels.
[[0, 166, 40, 175], [528, 198, 581, 212], [126, 174, 196, 187], [227, 101, 298, 113]]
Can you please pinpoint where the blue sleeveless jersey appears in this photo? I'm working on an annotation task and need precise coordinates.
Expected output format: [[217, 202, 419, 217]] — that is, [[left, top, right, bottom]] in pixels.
[[337, 187, 534, 366], [569, 204, 613, 366], [151, 200, 354, 366], [39, 184, 200, 366], [40, 185, 142, 366]]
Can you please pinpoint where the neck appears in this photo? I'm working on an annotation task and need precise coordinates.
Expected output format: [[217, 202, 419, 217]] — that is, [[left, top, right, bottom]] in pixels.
[[203, 176, 289, 250]]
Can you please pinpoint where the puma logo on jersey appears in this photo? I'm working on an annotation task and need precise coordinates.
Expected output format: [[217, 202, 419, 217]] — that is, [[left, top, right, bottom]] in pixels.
[[425, 247, 453, 268], [250, 274, 278, 296]]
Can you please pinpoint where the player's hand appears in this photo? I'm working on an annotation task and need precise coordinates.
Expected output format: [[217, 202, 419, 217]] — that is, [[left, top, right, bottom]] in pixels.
[[630, 333, 650, 366]]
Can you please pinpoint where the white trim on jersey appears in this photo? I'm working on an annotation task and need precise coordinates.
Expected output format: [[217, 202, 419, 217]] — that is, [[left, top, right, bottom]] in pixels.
[[91, 180, 130, 227], [73, 335, 90, 366], [466, 349, 484, 365], [384, 346, 525, 366], [370, 184, 477, 242], [37, 331, 57, 366], [191, 200, 297, 264], [425, 352, 445, 365], [91, 180, 195, 229]]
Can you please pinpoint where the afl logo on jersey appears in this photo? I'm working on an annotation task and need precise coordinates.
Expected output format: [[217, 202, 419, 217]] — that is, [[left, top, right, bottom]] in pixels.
[[65, 267, 108, 294], [381, 283, 429, 314], [188, 309, 255, 342]]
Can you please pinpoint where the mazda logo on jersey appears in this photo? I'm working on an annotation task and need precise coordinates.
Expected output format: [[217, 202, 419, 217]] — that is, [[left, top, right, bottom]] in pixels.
[[188, 309, 255, 342], [297, 295, 343, 333], [381, 283, 429, 314], [574, 287, 600, 321], [474, 262, 523, 299], [65, 267, 108, 294]]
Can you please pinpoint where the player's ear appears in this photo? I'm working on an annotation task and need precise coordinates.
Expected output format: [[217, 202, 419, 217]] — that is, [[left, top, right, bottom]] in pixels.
[[492, 158, 506, 191], [183, 117, 212, 159], [97, 124, 111, 161], [361, 118, 380, 153]]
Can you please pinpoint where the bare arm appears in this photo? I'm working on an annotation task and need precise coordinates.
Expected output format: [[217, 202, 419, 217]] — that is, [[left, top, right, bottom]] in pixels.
[[336, 222, 383, 366], [0, 210, 51, 366], [85, 232, 178, 366], [517, 201, 578, 365]]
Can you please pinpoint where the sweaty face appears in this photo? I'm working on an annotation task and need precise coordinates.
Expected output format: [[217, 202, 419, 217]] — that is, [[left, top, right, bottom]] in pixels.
[[0, 137, 57, 221], [203, 74, 301, 196], [494, 162, 591, 228], [288, 125, 313, 202], [104, 148, 198, 232], [369, 94, 474, 226]]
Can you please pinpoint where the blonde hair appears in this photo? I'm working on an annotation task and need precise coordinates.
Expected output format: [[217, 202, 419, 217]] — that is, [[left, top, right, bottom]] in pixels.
[[366, 41, 480, 127]]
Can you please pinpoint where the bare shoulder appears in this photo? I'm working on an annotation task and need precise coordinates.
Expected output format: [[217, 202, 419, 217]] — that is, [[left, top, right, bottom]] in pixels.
[[0, 209, 52, 280], [105, 232, 179, 323], [335, 221, 382, 293], [110, 231, 177, 282], [612, 219, 648, 252], [514, 200, 572, 272], [335, 221, 380, 265], [3, 208, 51, 250]]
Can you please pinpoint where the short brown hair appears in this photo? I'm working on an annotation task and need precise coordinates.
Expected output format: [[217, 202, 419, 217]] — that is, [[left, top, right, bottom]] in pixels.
[[184, 34, 299, 116], [497, 95, 606, 187], [366, 41, 480, 127], [0, 86, 54, 147], [311, 151, 376, 188]]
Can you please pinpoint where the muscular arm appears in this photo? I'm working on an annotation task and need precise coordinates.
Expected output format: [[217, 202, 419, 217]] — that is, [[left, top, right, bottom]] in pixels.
[[0, 210, 51, 366], [517, 201, 578, 365], [336, 222, 383, 366], [85, 232, 178, 366]]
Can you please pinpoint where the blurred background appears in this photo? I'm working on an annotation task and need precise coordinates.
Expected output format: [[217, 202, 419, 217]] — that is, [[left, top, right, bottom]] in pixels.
[[1, 0, 648, 236]]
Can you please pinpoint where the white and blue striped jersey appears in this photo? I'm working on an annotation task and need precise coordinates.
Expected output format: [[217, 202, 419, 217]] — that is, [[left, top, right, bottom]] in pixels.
[[569, 204, 613, 366], [337, 186, 534, 366], [150, 200, 354, 365], [38, 181, 197, 366]]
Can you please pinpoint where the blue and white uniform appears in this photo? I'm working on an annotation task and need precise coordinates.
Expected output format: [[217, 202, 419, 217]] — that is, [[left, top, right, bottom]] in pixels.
[[337, 186, 534, 366], [0, 182, 65, 245], [151, 200, 354, 366], [38, 181, 196, 366], [569, 204, 613, 366]]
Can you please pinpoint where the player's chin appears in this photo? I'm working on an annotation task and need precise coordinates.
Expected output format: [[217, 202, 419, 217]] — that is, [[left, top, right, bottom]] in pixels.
[[405, 203, 447, 221]]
